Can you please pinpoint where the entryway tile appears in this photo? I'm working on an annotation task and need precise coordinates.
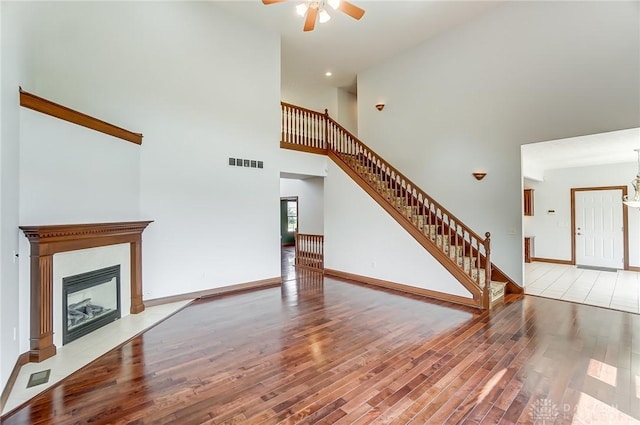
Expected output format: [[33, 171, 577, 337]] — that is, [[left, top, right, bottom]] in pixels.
[[525, 262, 639, 315]]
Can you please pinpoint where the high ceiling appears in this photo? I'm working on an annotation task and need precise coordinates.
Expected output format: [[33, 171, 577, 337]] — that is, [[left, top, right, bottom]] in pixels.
[[215, 0, 503, 92], [215, 1, 640, 175]]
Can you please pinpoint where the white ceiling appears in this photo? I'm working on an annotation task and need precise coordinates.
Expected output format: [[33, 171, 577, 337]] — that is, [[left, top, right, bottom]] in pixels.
[[215, 0, 503, 92], [522, 128, 640, 179]]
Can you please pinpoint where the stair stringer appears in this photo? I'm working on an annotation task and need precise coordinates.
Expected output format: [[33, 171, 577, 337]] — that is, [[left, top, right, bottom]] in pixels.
[[327, 151, 484, 307]]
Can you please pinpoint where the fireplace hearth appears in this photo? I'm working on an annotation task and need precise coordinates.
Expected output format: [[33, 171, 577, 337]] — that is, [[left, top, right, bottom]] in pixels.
[[63, 265, 121, 345]]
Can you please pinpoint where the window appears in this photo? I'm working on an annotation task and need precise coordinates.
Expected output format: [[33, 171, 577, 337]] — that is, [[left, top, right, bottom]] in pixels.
[[287, 201, 297, 232]]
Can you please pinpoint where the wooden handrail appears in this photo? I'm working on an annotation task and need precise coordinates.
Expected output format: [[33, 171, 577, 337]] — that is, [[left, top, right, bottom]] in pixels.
[[279, 102, 519, 307], [326, 116, 487, 245], [281, 101, 327, 116], [326, 122, 489, 293]]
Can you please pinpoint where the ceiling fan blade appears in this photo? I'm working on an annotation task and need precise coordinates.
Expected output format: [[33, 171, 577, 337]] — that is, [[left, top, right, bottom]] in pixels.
[[338, 1, 365, 20], [303, 7, 318, 32], [262, 0, 288, 4]]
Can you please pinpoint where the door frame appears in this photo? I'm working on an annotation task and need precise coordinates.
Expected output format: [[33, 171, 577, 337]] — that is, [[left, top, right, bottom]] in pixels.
[[280, 196, 299, 246], [570, 186, 628, 269]]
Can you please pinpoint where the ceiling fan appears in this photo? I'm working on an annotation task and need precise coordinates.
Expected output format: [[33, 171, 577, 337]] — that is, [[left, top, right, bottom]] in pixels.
[[262, 0, 365, 32]]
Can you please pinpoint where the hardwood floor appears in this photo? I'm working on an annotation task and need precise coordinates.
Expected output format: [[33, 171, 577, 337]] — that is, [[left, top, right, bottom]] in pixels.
[[2, 248, 639, 424]]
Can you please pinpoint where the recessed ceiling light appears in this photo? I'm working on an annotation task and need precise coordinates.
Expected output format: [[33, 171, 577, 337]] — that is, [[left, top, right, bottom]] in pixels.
[[325, 71, 332, 77]]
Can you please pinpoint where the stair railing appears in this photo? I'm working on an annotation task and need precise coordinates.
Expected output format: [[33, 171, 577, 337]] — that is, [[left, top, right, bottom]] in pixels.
[[281, 102, 492, 305], [281, 102, 328, 154], [295, 233, 325, 272]]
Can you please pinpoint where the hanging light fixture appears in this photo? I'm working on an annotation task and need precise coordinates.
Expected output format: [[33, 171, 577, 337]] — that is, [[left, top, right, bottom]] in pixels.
[[271, 0, 364, 32], [622, 149, 640, 208], [295, 0, 346, 30]]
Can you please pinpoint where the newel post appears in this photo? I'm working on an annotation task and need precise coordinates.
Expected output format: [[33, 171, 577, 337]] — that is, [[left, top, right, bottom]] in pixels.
[[482, 232, 491, 309]]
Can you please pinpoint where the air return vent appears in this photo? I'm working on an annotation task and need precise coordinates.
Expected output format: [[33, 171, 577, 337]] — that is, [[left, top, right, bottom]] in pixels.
[[228, 158, 263, 169]]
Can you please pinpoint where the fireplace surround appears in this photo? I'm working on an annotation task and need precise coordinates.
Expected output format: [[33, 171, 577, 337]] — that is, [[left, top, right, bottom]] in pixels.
[[20, 221, 152, 362]]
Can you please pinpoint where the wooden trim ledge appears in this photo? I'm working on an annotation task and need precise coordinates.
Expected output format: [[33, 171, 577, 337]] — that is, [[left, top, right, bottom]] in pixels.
[[324, 268, 478, 309], [280, 142, 327, 156], [19, 88, 143, 145], [144, 277, 282, 307]]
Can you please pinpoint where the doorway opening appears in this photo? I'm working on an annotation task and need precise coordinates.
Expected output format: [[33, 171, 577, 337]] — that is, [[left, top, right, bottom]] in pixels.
[[279, 175, 326, 283], [521, 128, 640, 313], [280, 197, 298, 247]]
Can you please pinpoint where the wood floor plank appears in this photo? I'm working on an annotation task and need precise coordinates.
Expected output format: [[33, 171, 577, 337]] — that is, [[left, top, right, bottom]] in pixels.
[[2, 247, 639, 425]]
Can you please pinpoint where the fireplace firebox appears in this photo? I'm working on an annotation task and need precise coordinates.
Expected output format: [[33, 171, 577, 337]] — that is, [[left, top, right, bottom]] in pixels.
[[62, 265, 121, 345]]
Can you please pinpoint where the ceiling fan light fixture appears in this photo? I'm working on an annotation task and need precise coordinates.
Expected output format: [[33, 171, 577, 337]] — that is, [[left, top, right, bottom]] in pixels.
[[295, 3, 308, 16], [319, 9, 331, 23], [262, 0, 364, 32]]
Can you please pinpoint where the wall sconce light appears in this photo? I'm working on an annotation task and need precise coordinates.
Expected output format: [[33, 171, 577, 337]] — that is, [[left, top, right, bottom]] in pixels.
[[472, 172, 487, 181], [375, 103, 385, 111]]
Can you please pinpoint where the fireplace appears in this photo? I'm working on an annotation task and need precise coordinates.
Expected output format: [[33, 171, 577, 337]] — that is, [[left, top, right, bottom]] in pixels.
[[63, 265, 121, 345], [20, 221, 152, 362]]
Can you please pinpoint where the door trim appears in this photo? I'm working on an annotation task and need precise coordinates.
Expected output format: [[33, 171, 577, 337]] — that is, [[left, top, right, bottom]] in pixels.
[[280, 196, 299, 246], [570, 186, 628, 269]]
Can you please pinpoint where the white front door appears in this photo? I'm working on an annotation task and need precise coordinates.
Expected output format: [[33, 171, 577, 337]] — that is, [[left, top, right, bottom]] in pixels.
[[575, 189, 624, 269]]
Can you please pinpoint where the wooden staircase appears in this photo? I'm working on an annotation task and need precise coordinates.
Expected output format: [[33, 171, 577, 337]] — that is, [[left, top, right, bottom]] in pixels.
[[279, 102, 522, 309]]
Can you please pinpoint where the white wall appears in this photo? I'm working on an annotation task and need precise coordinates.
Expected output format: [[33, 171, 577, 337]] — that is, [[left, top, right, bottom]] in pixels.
[[0, 0, 23, 390], [280, 177, 325, 235], [356, 1, 640, 285], [279, 149, 328, 178], [2, 0, 281, 386], [282, 84, 338, 116], [0, 0, 3, 392], [18, 109, 141, 225], [523, 162, 639, 267], [325, 161, 472, 298], [337, 88, 358, 136]]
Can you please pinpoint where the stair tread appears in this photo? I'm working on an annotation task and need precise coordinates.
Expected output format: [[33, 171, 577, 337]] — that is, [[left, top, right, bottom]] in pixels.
[[489, 281, 506, 299]]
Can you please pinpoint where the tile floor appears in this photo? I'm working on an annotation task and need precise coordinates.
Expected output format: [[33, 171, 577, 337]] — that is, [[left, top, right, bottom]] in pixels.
[[1, 300, 192, 416], [525, 261, 640, 314]]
